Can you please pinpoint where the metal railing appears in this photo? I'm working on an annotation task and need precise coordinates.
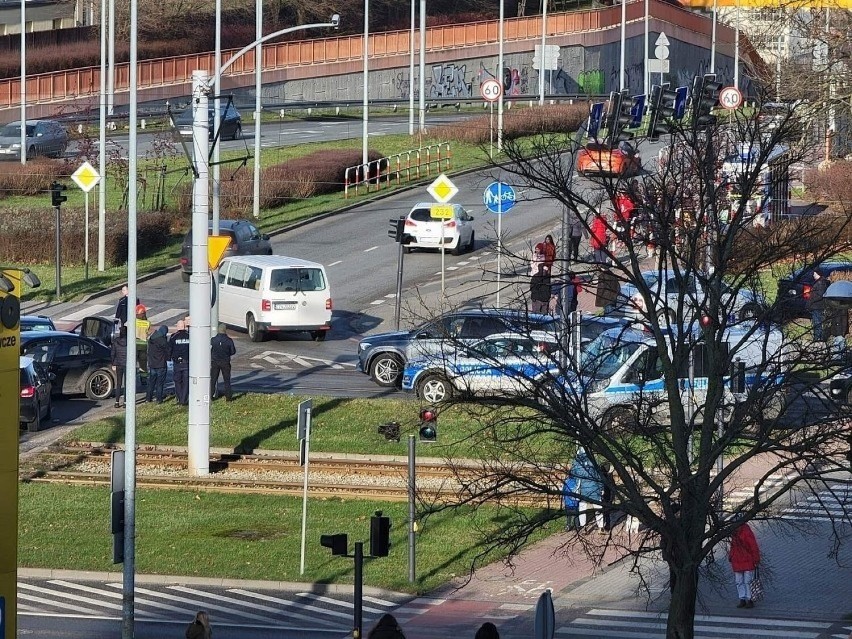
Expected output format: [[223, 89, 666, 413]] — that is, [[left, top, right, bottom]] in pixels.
[[344, 143, 451, 198]]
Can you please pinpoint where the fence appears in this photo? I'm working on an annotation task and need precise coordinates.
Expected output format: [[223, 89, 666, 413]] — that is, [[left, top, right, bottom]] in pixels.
[[344, 143, 451, 198]]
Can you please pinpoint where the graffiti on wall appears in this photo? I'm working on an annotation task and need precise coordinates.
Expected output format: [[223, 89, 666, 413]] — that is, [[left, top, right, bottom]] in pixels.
[[479, 63, 530, 96], [578, 69, 604, 95], [394, 71, 411, 99], [428, 63, 472, 98]]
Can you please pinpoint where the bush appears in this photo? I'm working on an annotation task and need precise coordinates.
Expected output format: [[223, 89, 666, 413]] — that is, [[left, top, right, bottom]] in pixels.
[[802, 161, 852, 210], [0, 159, 64, 198]]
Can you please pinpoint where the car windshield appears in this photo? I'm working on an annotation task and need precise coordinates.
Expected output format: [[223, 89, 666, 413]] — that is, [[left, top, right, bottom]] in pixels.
[[0, 124, 34, 137], [269, 267, 326, 292], [410, 206, 448, 222], [21, 320, 54, 331], [581, 334, 641, 380]]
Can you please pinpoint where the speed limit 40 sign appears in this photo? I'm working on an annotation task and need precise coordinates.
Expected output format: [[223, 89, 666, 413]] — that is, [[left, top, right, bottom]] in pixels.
[[719, 86, 743, 110], [480, 78, 503, 103]]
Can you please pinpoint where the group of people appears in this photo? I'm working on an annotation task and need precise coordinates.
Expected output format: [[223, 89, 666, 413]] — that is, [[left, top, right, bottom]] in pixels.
[[110, 285, 237, 407], [367, 613, 500, 639], [529, 235, 583, 317]]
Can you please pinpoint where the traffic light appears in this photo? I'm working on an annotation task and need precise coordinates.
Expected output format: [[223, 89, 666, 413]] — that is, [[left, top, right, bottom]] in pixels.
[[369, 510, 391, 557], [587, 102, 605, 139], [419, 407, 437, 442], [690, 74, 722, 129], [605, 90, 636, 144], [388, 217, 405, 243], [320, 533, 348, 556], [647, 83, 688, 141], [50, 181, 67, 207]]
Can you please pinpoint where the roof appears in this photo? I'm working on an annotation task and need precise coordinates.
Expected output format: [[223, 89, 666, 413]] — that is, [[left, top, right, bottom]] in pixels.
[[220, 254, 325, 269]]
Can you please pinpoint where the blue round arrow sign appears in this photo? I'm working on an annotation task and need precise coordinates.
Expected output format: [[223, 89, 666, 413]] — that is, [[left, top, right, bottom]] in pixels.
[[483, 181, 517, 214]]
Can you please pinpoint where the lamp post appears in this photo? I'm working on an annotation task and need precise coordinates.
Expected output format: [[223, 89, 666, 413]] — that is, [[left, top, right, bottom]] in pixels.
[[418, 0, 426, 134], [19, 0, 25, 165], [620, 0, 626, 91], [409, 0, 415, 135], [497, 0, 504, 150], [539, 0, 547, 106], [98, 0, 107, 271], [252, 0, 263, 220], [363, 0, 369, 168], [710, 0, 717, 73]]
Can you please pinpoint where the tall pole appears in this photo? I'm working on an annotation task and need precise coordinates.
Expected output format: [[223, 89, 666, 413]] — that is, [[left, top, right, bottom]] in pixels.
[[710, 0, 717, 73], [19, 0, 25, 165], [98, 0, 107, 271], [409, 0, 415, 135], [538, 0, 547, 106], [496, 182, 502, 305], [107, 0, 115, 115], [252, 0, 262, 219], [733, 0, 740, 90], [775, 9, 782, 102], [418, 0, 426, 134], [354, 542, 364, 639], [362, 0, 369, 167], [619, 0, 626, 91], [643, 0, 649, 96], [497, 0, 504, 150], [408, 435, 416, 583], [212, 0, 223, 335], [122, 0, 139, 634]]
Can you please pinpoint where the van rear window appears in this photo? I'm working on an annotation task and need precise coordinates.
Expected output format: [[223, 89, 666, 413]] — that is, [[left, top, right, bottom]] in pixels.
[[270, 268, 326, 292]]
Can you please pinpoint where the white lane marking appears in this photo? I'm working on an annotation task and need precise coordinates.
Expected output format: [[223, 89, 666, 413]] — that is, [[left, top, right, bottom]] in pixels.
[[384, 293, 397, 298], [585, 609, 831, 628], [294, 592, 387, 615], [60, 304, 112, 322], [147, 308, 187, 325], [328, 260, 343, 267], [371, 300, 385, 305], [226, 589, 344, 626], [363, 594, 403, 606], [170, 584, 339, 621], [18, 582, 122, 611], [446, 266, 459, 271], [364, 246, 379, 252], [17, 591, 106, 616], [499, 603, 534, 610], [48, 580, 190, 618]]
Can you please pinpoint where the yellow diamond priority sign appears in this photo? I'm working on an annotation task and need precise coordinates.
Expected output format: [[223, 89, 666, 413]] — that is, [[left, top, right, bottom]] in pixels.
[[208, 235, 232, 270], [71, 161, 101, 193], [427, 173, 459, 204]]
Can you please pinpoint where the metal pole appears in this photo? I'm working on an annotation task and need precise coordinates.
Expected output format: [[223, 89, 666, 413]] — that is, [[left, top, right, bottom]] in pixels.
[[107, 0, 115, 115], [408, 435, 416, 583], [687, 342, 695, 463], [489, 102, 494, 159], [418, 0, 426, 134], [54, 207, 60, 298], [497, 0, 504, 150], [539, 0, 547, 106], [354, 542, 364, 639], [19, 0, 25, 165], [643, 0, 649, 96], [710, 0, 717, 74], [84, 192, 90, 280], [560, 205, 569, 369], [733, 0, 739, 90], [620, 0, 626, 91], [440, 220, 445, 296], [211, 0, 223, 334], [98, 0, 107, 271], [122, 0, 139, 634], [573, 309, 581, 370], [252, 0, 262, 220], [188, 70, 212, 477], [362, 0, 369, 167], [775, 12, 782, 102], [299, 407, 311, 574], [496, 182, 502, 306], [409, 0, 415, 135], [395, 227, 404, 330]]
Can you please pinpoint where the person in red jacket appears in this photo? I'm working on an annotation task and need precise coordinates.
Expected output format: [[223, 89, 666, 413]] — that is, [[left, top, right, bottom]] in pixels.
[[590, 214, 609, 265], [728, 520, 761, 608]]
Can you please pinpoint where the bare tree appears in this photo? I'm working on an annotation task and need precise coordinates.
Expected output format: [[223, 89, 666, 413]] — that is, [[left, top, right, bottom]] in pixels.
[[414, 101, 852, 639]]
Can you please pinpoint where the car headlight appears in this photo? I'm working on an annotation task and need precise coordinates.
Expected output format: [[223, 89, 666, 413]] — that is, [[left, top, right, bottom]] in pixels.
[[11, 143, 20, 149], [358, 342, 370, 354]]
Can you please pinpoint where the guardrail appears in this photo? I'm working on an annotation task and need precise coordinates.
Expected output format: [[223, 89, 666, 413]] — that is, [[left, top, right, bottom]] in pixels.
[[344, 143, 451, 198]]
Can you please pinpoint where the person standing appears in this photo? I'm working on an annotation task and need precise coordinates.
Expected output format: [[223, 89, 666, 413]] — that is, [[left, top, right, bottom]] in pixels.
[[474, 622, 500, 639], [169, 319, 190, 406], [185, 611, 212, 639], [566, 210, 584, 262], [146, 325, 169, 404], [210, 323, 236, 401], [530, 264, 552, 314], [590, 212, 609, 265], [808, 269, 830, 342], [367, 613, 406, 639], [536, 234, 557, 272], [728, 519, 761, 609], [572, 447, 606, 530], [562, 472, 580, 530], [115, 284, 129, 326], [110, 325, 128, 408]]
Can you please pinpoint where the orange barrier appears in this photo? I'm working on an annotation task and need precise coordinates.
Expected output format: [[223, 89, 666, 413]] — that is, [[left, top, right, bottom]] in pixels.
[[344, 143, 452, 198]]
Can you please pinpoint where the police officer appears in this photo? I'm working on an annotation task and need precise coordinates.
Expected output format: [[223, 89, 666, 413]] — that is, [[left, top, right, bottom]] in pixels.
[[210, 323, 236, 401], [169, 319, 190, 405]]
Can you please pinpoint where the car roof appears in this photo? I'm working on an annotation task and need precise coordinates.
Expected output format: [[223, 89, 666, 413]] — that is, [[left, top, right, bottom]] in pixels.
[[792, 261, 852, 277], [478, 330, 558, 342], [21, 314, 54, 322], [452, 307, 555, 321], [221, 254, 324, 269], [21, 330, 95, 340]]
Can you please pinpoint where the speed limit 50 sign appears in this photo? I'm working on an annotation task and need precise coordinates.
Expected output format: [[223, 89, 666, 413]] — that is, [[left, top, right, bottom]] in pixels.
[[719, 86, 743, 110], [480, 79, 503, 103]]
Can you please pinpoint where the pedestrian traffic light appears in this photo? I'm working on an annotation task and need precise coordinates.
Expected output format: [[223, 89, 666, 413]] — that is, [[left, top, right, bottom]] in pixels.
[[50, 181, 67, 207], [388, 217, 405, 243], [587, 101, 605, 139], [690, 74, 722, 129], [419, 407, 437, 442], [320, 533, 348, 556], [605, 90, 636, 144], [647, 83, 687, 141], [369, 510, 391, 557]]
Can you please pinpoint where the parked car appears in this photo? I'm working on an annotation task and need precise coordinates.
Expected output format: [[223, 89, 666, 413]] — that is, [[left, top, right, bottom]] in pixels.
[[19, 355, 52, 432], [775, 261, 852, 320], [20, 315, 56, 332], [180, 219, 272, 282], [20, 331, 115, 400], [402, 202, 475, 255], [402, 331, 559, 403], [577, 141, 641, 177], [0, 119, 69, 160], [173, 103, 243, 141], [358, 308, 559, 388]]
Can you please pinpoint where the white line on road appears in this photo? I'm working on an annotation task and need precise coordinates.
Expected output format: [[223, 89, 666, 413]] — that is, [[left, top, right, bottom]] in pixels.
[[147, 308, 187, 325], [364, 246, 379, 252], [294, 592, 387, 615], [328, 260, 343, 267], [60, 304, 112, 321], [49, 580, 192, 618], [226, 589, 346, 625], [371, 299, 385, 305]]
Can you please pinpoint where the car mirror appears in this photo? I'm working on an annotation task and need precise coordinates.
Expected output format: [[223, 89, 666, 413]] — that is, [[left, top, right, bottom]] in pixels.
[[262, 234, 270, 240]]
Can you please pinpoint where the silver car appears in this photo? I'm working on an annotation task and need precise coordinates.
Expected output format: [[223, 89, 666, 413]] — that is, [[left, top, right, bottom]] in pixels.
[[0, 120, 69, 160]]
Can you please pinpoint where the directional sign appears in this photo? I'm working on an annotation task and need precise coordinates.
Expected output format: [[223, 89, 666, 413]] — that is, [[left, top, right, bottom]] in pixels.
[[430, 204, 455, 219], [483, 181, 516, 214], [70, 161, 101, 192], [588, 102, 605, 138], [480, 78, 503, 103], [207, 235, 232, 270], [719, 86, 743, 110], [427, 173, 459, 203]]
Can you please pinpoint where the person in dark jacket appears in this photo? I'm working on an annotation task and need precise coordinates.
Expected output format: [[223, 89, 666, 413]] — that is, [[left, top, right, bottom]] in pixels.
[[146, 325, 169, 404], [114, 285, 129, 326], [474, 622, 500, 639], [185, 610, 211, 639], [210, 323, 236, 401], [530, 264, 552, 314], [110, 325, 128, 408], [169, 319, 190, 406], [368, 613, 405, 639], [808, 269, 830, 342], [595, 267, 621, 314]]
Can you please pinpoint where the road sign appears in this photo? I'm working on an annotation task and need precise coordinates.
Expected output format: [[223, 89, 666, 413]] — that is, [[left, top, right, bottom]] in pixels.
[[207, 235, 232, 270], [480, 78, 503, 103], [483, 181, 516, 214], [654, 32, 670, 60], [430, 204, 455, 219], [70, 161, 101, 192], [719, 86, 743, 110], [427, 173, 459, 203], [533, 44, 560, 71]]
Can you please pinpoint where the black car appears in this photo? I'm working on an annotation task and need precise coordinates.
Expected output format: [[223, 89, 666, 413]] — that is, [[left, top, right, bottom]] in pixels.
[[174, 103, 242, 141], [776, 261, 852, 319], [19, 355, 52, 432], [179, 219, 272, 282], [20, 315, 57, 332], [20, 331, 115, 401]]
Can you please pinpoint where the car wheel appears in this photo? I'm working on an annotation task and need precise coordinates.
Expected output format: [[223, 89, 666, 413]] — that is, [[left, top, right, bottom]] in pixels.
[[85, 369, 115, 401], [247, 314, 265, 342], [27, 403, 41, 432], [370, 353, 404, 387], [739, 303, 762, 322], [181, 271, 190, 283], [417, 374, 453, 403], [451, 241, 463, 256], [311, 330, 327, 342], [232, 123, 242, 140], [467, 231, 475, 252], [403, 245, 412, 254]]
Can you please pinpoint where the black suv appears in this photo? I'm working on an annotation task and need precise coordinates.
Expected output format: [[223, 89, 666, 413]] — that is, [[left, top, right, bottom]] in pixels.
[[174, 103, 242, 140], [776, 261, 852, 320], [180, 219, 272, 282]]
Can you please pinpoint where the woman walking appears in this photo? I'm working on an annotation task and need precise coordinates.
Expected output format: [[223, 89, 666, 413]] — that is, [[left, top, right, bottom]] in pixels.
[[186, 611, 212, 639], [728, 519, 761, 609]]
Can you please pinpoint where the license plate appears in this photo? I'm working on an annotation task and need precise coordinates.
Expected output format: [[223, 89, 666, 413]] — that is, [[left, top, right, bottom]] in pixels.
[[274, 302, 296, 310]]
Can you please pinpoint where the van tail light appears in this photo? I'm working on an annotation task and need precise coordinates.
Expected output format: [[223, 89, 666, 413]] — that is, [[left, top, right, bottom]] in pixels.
[[180, 257, 188, 266], [444, 220, 457, 228], [326, 298, 333, 310], [262, 299, 271, 311], [802, 284, 811, 300], [405, 219, 417, 227], [20, 385, 35, 399]]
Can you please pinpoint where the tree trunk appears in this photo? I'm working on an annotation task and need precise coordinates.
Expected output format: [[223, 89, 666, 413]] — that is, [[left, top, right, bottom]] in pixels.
[[667, 562, 699, 639]]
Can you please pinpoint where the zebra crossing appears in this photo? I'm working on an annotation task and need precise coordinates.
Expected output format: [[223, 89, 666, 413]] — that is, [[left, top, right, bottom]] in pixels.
[[16, 579, 436, 629], [54, 304, 188, 329], [780, 482, 852, 521], [556, 608, 834, 639]]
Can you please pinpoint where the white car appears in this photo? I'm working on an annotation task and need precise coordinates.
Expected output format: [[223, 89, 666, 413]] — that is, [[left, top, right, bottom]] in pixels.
[[402, 202, 475, 255]]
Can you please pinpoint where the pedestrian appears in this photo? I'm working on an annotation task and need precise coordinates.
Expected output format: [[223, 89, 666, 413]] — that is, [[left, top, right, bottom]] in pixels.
[[827, 300, 849, 362], [590, 212, 609, 265], [146, 325, 169, 404], [135, 303, 150, 387], [115, 284, 129, 326], [562, 472, 580, 530], [367, 613, 406, 639], [530, 264, 552, 314], [185, 610, 212, 639], [111, 325, 128, 408], [552, 270, 582, 317], [474, 622, 500, 639], [567, 210, 584, 262], [808, 268, 830, 342], [728, 518, 761, 609], [210, 323, 236, 401], [595, 267, 620, 315], [571, 447, 606, 531], [613, 190, 635, 253], [169, 319, 191, 406], [535, 234, 557, 271]]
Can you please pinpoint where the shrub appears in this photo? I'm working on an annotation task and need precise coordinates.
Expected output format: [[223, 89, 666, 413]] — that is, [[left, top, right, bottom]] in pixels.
[[0, 159, 64, 198], [803, 161, 852, 211]]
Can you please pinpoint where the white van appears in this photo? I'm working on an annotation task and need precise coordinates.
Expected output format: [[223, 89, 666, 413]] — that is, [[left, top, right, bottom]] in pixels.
[[217, 255, 332, 342]]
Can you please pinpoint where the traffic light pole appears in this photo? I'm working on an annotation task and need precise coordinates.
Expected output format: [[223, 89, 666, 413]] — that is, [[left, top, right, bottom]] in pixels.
[[395, 231, 405, 331], [353, 541, 364, 639], [408, 435, 416, 583], [54, 205, 61, 299]]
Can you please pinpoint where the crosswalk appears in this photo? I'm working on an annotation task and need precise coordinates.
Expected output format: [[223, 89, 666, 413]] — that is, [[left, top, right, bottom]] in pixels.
[[54, 304, 189, 329], [556, 608, 834, 639], [17, 579, 438, 629], [780, 482, 852, 521]]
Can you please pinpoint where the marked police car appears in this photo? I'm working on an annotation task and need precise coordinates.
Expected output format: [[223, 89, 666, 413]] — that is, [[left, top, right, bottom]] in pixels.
[[401, 331, 559, 403]]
